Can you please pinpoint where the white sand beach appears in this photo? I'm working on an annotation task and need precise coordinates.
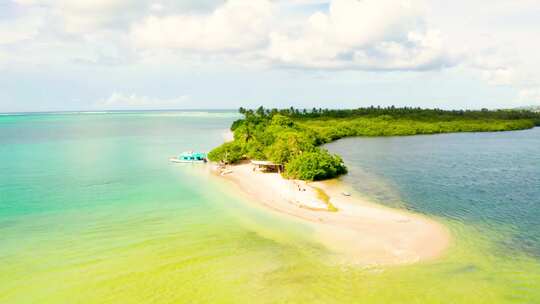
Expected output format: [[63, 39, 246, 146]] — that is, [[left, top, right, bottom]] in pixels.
[[215, 163, 450, 266]]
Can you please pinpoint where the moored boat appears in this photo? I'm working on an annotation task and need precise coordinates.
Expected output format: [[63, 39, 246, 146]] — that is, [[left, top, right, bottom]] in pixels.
[[169, 151, 208, 163]]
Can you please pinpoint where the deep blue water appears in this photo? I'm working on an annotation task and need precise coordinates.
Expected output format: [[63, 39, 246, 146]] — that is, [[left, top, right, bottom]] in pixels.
[[327, 128, 540, 257]]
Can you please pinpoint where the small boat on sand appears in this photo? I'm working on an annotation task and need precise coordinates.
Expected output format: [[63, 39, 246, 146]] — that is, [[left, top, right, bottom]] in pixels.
[[220, 169, 233, 176], [170, 151, 208, 163]]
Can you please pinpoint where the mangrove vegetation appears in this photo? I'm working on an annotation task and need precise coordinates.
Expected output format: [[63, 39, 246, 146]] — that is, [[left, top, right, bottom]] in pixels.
[[209, 106, 540, 181]]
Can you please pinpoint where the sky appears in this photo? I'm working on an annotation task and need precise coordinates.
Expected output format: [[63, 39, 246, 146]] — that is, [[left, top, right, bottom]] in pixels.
[[1, 0, 539, 112]]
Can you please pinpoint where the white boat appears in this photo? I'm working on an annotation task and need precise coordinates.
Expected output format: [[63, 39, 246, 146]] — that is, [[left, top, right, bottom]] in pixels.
[[169, 151, 208, 163]]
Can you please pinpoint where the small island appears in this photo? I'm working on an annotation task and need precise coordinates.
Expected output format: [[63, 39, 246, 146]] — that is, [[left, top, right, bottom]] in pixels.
[[209, 106, 540, 180], [206, 106, 539, 265]]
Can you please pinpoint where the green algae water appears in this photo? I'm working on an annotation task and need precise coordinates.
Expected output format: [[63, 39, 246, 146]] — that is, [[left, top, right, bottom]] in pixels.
[[1, 112, 540, 303]]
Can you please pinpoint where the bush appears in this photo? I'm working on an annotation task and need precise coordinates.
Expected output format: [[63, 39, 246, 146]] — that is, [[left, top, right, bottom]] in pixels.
[[208, 141, 244, 163], [209, 106, 539, 181], [284, 150, 347, 181], [230, 119, 244, 131], [264, 131, 316, 164]]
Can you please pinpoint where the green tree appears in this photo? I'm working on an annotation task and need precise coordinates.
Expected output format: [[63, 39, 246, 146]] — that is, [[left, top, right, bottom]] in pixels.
[[284, 150, 347, 181], [265, 131, 315, 164], [207, 141, 244, 163], [208, 106, 539, 181]]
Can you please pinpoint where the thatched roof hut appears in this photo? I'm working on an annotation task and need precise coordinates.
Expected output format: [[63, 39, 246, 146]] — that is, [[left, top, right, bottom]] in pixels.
[[250, 160, 284, 173]]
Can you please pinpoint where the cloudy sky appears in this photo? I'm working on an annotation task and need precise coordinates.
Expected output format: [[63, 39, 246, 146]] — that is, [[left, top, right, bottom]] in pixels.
[[1, 0, 539, 112]]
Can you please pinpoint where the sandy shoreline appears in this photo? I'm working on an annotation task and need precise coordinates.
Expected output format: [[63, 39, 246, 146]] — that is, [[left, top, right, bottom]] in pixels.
[[214, 163, 450, 266]]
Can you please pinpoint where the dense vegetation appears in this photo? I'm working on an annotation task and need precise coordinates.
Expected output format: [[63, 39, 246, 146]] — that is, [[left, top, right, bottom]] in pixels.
[[209, 106, 540, 181]]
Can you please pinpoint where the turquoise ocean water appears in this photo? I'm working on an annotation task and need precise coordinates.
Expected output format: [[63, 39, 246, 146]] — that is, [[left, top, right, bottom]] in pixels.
[[1, 111, 539, 303]]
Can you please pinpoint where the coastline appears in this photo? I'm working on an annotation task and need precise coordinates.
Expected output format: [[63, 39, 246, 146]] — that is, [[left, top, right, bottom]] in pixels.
[[213, 162, 450, 266]]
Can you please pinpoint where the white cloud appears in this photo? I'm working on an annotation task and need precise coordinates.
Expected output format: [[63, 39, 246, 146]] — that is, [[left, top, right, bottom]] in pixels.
[[462, 38, 540, 106], [5, 0, 456, 72], [278, 0, 329, 5], [426, 0, 540, 104], [150, 3, 165, 12], [96, 92, 190, 109], [0, 50, 6, 65], [518, 88, 540, 105], [4, 0, 540, 109], [466, 48, 520, 86], [0, 14, 43, 45], [130, 0, 455, 71], [13, 0, 148, 34], [131, 0, 273, 52], [266, 0, 453, 71], [55, 1, 142, 34]]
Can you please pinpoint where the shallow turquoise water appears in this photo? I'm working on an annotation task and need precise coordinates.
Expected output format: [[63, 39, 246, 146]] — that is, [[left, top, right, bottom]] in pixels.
[[1, 112, 540, 303]]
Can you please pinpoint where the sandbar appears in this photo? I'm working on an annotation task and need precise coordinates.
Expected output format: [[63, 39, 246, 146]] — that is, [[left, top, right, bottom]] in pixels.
[[214, 163, 450, 266]]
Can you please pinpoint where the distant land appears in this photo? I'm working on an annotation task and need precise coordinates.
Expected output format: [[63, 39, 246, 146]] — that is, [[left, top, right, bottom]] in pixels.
[[516, 106, 540, 112]]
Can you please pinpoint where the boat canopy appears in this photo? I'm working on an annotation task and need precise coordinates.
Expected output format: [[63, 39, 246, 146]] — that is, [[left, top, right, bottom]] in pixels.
[[180, 152, 207, 161]]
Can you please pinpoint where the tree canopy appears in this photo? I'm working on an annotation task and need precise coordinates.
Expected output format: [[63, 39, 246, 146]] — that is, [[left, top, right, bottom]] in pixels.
[[208, 106, 540, 181]]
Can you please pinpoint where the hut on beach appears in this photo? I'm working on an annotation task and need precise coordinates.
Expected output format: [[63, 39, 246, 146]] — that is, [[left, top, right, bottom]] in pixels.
[[250, 160, 284, 173]]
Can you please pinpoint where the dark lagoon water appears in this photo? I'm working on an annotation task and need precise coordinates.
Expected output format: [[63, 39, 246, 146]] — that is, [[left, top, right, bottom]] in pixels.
[[326, 128, 540, 258], [1, 112, 539, 303]]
